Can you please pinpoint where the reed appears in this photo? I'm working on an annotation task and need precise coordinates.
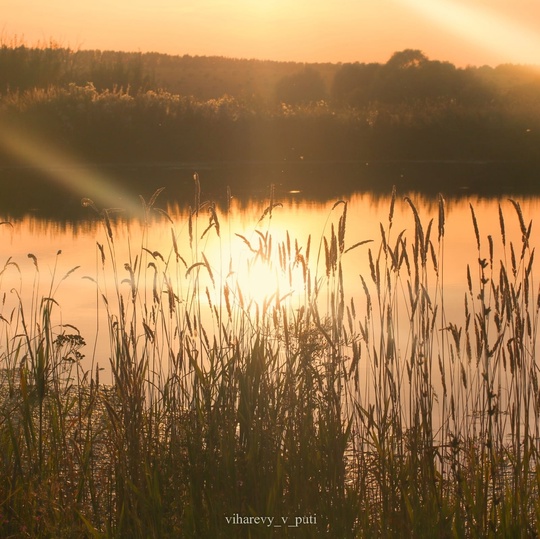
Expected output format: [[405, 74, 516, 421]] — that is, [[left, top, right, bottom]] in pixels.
[[2, 81, 539, 166], [0, 183, 539, 537]]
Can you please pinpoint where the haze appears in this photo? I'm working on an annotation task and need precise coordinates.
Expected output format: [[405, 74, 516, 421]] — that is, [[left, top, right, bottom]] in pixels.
[[3, 0, 540, 66]]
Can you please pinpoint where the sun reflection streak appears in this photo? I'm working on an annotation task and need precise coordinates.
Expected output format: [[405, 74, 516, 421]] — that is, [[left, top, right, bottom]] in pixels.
[[0, 120, 144, 217], [398, 0, 540, 65]]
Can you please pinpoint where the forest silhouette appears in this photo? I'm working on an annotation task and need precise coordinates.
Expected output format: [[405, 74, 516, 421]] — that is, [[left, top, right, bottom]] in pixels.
[[1, 42, 539, 168]]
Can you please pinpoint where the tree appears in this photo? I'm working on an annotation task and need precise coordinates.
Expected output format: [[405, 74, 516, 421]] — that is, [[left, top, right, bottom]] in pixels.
[[331, 62, 380, 106], [374, 50, 461, 103], [275, 66, 326, 104], [385, 49, 429, 70]]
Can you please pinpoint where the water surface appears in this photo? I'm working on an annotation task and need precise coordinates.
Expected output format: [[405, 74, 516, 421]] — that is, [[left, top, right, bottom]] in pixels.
[[1, 164, 539, 386]]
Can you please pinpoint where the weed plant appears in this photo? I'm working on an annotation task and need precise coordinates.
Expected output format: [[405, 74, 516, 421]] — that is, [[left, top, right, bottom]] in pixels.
[[2, 81, 540, 164], [0, 182, 539, 538]]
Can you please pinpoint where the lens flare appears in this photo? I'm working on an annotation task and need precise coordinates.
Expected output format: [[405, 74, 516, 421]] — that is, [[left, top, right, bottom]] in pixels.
[[398, 0, 540, 65], [0, 119, 144, 217]]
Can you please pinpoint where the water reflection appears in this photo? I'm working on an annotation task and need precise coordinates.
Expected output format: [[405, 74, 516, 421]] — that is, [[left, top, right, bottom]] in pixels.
[[1, 186, 539, 390], [2, 159, 540, 222]]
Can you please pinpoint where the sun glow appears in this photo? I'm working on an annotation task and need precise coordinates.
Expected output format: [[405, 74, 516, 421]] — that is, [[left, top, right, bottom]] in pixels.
[[239, 0, 281, 17], [228, 236, 308, 317], [236, 256, 283, 309]]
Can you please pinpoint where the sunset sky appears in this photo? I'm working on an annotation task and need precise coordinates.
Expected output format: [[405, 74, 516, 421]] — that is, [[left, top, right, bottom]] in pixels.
[[2, 0, 540, 67]]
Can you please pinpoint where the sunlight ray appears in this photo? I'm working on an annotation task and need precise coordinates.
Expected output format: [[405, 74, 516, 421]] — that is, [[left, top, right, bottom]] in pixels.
[[398, 0, 540, 65], [0, 120, 144, 217]]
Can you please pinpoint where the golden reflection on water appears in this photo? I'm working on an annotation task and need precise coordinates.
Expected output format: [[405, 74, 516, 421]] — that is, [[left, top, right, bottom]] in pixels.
[[1, 191, 539, 384]]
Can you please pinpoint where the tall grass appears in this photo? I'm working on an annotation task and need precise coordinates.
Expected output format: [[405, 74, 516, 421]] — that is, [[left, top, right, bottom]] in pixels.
[[2, 81, 539, 164], [0, 183, 539, 537]]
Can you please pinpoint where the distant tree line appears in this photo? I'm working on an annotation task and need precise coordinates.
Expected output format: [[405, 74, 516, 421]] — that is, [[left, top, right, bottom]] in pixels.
[[1, 41, 539, 108], [333, 50, 487, 105], [1, 41, 539, 165]]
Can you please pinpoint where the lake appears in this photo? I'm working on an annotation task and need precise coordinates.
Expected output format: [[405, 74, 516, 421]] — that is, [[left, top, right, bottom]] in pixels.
[[1, 161, 539, 433]]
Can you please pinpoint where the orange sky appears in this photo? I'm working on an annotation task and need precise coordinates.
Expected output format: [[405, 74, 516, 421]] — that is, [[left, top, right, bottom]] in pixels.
[[2, 0, 540, 66]]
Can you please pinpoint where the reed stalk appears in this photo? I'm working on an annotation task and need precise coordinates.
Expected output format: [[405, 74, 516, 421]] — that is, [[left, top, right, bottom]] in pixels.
[[0, 184, 538, 537]]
